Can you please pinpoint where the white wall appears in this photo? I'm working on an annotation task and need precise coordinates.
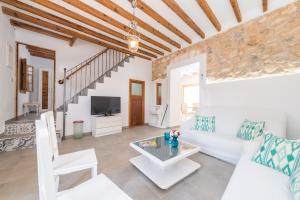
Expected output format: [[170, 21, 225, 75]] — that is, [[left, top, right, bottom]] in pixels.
[[164, 53, 300, 139], [201, 73, 300, 139], [15, 28, 105, 109], [168, 68, 182, 127], [0, 7, 15, 133], [64, 57, 152, 135], [18, 45, 31, 115]]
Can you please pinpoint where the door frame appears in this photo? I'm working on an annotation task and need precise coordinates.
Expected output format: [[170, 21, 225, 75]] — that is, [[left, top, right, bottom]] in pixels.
[[15, 42, 56, 117], [128, 79, 145, 127]]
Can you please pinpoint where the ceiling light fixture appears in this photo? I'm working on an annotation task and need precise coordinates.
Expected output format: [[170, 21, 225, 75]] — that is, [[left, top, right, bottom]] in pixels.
[[127, 0, 140, 53]]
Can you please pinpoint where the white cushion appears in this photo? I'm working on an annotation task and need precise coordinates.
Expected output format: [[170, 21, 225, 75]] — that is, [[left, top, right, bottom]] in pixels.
[[221, 156, 292, 200], [58, 174, 132, 200], [181, 130, 242, 164], [53, 149, 97, 175]]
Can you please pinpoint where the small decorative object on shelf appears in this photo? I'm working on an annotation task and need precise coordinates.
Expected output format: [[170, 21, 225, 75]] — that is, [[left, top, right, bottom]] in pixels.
[[169, 129, 181, 148]]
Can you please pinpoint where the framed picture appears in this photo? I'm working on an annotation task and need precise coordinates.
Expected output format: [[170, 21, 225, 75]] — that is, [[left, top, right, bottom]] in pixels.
[[5, 42, 14, 68]]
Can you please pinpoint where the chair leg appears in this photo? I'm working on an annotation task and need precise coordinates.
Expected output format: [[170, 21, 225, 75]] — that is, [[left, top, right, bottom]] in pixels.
[[92, 165, 97, 177], [55, 175, 60, 191]]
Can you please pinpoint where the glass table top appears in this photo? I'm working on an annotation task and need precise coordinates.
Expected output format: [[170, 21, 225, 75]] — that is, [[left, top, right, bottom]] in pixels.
[[132, 136, 197, 161]]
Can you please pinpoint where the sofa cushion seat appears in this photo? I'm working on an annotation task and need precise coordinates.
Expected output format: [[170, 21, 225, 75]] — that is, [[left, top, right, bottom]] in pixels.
[[181, 130, 242, 164], [222, 156, 292, 200]]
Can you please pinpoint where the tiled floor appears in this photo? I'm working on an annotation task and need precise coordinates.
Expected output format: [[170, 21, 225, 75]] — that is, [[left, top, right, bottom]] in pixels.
[[0, 125, 234, 200], [5, 113, 41, 124]]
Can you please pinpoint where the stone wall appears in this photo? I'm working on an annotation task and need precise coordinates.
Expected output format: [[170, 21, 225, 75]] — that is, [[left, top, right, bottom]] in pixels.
[[152, 1, 300, 81]]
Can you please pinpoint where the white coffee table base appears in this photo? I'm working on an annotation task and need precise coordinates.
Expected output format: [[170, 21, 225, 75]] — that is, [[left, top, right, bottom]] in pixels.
[[130, 155, 201, 189]]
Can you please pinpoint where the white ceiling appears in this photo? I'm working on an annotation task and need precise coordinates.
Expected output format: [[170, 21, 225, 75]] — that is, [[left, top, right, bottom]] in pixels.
[[5, 0, 297, 59]]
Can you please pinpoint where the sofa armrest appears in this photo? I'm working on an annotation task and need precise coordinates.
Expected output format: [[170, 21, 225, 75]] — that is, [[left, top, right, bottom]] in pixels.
[[180, 116, 196, 132]]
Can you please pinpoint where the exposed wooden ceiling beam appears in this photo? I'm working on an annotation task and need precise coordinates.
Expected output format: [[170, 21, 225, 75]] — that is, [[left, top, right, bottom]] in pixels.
[[133, 0, 192, 44], [95, 0, 180, 49], [63, 0, 163, 56], [31, 0, 170, 53], [2, 7, 151, 60], [263, 0, 268, 12], [10, 19, 73, 42], [229, 0, 242, 23], [162, 0, 205, 38], [0, 0, 159, 57], [196, 0, 221, 32]]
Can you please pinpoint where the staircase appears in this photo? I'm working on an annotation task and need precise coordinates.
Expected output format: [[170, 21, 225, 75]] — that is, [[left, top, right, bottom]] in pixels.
[[0, 48, 132, 152], [57, 48, 132, 139]]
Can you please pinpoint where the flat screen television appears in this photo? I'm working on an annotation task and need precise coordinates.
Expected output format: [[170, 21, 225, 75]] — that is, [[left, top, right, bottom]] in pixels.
[[91, 96, 121, 116]]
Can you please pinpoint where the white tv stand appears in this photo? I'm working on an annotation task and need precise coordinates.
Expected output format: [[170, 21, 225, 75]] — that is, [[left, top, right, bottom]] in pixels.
[[92, 115, 122, 137]]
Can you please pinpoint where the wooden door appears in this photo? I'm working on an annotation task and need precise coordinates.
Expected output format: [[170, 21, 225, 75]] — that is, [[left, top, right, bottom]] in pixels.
[[20, 59, 28, 92], [129, 79, 145, 127], [156, 83, 162, 105], [42, 71, 49, 109]]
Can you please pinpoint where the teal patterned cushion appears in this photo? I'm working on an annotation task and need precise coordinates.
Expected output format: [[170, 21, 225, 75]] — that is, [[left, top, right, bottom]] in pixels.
[[290, 167, 300, 200], [194, 115, 215, 133], [236, 120, 265, 141], [252, 133, 300, 176]]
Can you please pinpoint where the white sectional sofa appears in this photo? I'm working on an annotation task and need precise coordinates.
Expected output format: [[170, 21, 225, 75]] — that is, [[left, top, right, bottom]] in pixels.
[[180, 106, 291, 200], [222, 155, 292, 200], [180, 106, 287, 164]]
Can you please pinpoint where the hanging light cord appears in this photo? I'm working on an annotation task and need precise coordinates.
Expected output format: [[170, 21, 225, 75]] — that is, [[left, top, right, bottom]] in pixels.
[[131, 0, 137, 30]]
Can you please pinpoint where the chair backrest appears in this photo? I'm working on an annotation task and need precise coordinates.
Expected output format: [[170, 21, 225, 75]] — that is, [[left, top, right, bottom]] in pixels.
[[36, 120, 56, 200], [41, 111, 59, 158]]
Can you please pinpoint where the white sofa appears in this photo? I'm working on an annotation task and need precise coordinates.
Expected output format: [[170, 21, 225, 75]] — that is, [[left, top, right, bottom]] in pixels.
[[181, 106, 290, 200], [222, 155, 292, 200], [180, 106, 287, 164]]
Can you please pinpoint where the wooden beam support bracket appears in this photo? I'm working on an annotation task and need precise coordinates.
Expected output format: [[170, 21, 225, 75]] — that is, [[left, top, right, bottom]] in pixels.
[[69, 37, 76, 47], [263, 0, 268, 12]]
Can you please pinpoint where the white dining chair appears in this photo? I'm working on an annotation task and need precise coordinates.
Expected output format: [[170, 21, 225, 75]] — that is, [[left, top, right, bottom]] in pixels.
[[40, 111, 97, 189], [35, 120, 132, 200]]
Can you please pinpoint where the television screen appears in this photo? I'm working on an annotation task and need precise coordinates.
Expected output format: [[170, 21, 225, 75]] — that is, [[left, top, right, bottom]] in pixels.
[[91, 96, 121, 116]]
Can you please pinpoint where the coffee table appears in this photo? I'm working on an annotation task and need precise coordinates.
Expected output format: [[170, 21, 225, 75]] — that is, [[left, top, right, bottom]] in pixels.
[[130, 136, 201, 189]]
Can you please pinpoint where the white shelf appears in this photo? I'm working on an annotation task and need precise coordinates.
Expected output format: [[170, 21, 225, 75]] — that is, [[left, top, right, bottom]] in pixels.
[[92, 115, 122, 137], [130, 155, 200, 189]]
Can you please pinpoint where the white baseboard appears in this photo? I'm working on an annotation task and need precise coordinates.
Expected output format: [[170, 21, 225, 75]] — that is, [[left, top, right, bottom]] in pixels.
[[0, 121, 5, 134]]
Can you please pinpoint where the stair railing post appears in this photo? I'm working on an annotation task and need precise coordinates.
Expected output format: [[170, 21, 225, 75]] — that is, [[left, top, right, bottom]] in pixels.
[[62, 68, 67, 140]]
